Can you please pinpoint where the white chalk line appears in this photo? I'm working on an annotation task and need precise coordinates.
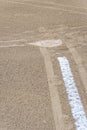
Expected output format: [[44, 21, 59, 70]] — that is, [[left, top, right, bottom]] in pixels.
[[0, 39, 27, 43], [0, 39, 27, 48], [0, 44, 26, 48], [27, 39, 63, 47], [58, 57, 87, 130], [0, 39, 63, 48], [4, 0, 87, 15]]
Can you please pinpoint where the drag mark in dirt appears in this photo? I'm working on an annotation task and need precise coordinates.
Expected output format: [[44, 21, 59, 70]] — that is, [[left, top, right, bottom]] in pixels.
[[4, 0, 87, 15], [58, 57, 87, 130], [65, 44, 87, 96], [40, 47, 64, 130]]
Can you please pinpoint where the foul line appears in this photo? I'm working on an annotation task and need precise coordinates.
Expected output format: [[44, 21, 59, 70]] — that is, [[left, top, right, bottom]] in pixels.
[[0, 39, 27, 43], [0, 44, 26, 48], [58, 57, 87, 130]]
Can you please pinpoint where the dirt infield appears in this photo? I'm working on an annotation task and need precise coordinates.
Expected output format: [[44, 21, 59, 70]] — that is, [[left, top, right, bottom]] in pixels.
[[0, 0, 87, 130]]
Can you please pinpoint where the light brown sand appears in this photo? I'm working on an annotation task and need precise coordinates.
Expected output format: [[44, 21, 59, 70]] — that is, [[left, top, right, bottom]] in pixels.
[[0, 0, 87, 130]]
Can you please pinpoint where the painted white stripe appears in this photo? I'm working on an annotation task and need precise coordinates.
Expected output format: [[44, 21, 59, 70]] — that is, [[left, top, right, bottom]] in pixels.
[[58, 57, 87, 130]]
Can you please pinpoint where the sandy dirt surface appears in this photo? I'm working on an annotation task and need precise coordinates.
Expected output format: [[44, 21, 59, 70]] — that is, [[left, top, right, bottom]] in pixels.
[[0, 0, 87, 130]]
